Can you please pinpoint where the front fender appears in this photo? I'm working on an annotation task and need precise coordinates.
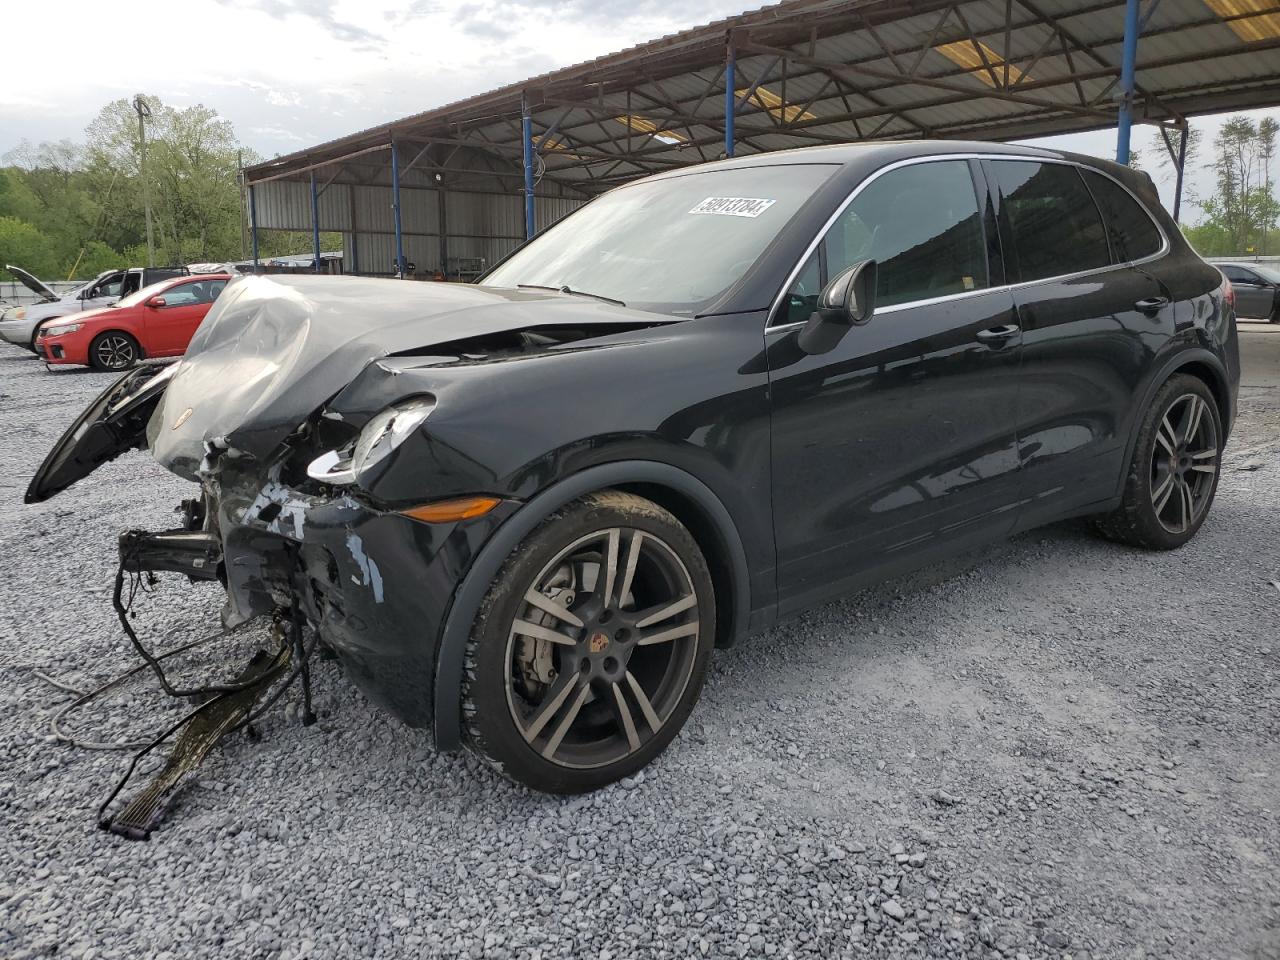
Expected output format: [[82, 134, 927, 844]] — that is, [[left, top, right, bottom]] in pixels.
[[431, 459, 752, 751]]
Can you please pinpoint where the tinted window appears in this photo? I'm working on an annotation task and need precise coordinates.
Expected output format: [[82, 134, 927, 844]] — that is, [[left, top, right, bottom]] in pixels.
[[993, 161, 1110, 282], [1083, 170, 1162, 262], [826, 160, 987, 308]]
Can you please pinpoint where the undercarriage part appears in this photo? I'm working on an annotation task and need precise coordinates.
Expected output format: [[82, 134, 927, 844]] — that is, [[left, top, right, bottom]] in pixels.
[[97, 610, 322, 840], [99, 644, 290, 840], [119, 528, 222, 581], [177, 496, 207, 531]]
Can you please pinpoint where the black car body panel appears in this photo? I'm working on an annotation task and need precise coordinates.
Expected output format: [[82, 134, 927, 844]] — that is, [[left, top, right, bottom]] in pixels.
[[29, 140, 1240, 746]]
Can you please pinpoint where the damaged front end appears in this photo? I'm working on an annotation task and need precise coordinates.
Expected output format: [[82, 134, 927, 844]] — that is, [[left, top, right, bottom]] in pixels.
[[30, 274, 672, 732]]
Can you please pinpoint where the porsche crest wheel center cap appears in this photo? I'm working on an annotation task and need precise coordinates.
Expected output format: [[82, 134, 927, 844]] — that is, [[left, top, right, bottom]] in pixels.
[[588, 631, 610, 654]]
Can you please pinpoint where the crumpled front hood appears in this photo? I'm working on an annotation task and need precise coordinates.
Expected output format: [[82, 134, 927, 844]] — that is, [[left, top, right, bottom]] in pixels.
[[149, 274, 674, 478]]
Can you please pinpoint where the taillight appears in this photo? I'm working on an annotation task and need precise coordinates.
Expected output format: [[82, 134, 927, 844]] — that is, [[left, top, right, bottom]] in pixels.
[[1220, 273, 1235, 308]]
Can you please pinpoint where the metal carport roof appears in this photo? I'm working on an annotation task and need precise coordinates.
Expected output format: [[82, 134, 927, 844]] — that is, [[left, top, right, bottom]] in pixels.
[[241, 0, 1280, 276], [244, 0, 1280, 194]]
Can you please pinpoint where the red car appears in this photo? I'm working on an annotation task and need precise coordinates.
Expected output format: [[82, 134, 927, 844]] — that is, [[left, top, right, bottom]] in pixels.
[[36, 273, 231, 370]]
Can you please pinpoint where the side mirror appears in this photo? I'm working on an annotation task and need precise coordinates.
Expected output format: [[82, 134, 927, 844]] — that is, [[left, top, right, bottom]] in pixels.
[[797, 259, 877, 355], [146, 296, 167, 308]]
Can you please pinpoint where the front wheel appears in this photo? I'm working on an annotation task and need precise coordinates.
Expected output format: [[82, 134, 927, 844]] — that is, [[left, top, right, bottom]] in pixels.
[[1094, 374, 1223, 550], [89, 332, 141, 371], [462, 491, 715, 793]]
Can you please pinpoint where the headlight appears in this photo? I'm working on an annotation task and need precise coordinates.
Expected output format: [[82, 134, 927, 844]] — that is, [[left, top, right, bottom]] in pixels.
[[42, 322, 82, 338], [306, 396, 435, 486]]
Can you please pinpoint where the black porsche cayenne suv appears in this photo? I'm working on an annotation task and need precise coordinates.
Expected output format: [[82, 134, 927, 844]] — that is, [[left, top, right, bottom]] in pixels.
[[30, 141, 1238, 793]]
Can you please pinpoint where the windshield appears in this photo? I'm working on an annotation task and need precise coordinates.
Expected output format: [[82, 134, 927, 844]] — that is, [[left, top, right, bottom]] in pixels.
[[484, 164, 838, 315]]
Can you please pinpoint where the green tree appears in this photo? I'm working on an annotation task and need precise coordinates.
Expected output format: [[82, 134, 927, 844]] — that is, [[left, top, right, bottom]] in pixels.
[[1180, 115, 1279, 257], [0, 217, 60, 278]]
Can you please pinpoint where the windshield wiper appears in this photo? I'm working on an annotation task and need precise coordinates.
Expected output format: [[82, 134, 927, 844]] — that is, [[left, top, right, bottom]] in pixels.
[[517, 284, 626, 307]]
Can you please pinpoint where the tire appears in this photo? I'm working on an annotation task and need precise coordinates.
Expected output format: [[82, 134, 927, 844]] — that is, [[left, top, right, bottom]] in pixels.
[[89, 332, 141, 371], [462, 490, 715, 793], [1093, 374, 1223, 550]]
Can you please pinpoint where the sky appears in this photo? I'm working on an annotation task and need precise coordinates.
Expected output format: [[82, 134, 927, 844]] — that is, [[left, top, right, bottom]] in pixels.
[[3, 0, 1277, 223]]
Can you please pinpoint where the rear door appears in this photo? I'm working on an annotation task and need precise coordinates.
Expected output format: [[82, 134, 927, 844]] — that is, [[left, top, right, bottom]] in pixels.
[[143, 279, 211, 355], [986, 158, 1175, 523], [768, 157, 1022, 612]]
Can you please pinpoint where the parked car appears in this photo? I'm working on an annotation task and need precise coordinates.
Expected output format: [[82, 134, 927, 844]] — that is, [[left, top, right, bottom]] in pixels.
[[36, 274, 230, 370], [1212, 262, 1280, 322], [0, 264, 189, 352], [27, 142, 1238, 794]]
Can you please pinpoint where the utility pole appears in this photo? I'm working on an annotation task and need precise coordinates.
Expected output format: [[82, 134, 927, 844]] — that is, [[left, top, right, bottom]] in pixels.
[[238, 150, 248, 260], [134, 95, 155, 267]]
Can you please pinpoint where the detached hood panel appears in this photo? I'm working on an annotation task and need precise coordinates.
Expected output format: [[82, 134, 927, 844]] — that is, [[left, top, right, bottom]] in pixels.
[[149, 274, 676, 478]]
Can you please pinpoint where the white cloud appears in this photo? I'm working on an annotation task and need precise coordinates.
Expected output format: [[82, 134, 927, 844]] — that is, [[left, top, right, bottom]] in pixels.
[[2, 0, 1277, 222]]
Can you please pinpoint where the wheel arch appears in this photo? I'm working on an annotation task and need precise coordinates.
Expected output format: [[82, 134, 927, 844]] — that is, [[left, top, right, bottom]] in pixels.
[[1116, 348, 1231, 500], [432, 460, 752, 751]]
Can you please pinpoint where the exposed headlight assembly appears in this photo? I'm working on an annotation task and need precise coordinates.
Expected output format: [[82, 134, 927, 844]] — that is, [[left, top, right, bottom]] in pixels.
[[306, 396, 435, 487]]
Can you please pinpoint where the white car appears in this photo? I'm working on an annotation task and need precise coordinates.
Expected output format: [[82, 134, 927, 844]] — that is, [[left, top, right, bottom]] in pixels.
[[0, 265, 188, 351]]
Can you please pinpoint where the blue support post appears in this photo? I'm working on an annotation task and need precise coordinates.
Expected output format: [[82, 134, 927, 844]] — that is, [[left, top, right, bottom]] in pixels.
[[522, 93, 536, 241], [248, 184, 259, 270], [724, 43, 736, 158], [391, 138, 405, 276], [310, 171, 321, 273], [1115, 0, 1140, 165]]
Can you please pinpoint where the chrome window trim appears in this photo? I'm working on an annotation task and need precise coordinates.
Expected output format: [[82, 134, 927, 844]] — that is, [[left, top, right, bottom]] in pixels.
[[765, 152, 1170, 331]]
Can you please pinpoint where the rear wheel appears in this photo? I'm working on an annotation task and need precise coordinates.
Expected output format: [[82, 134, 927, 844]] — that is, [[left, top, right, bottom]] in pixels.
[[1094, 374, 1222, 550], [89, 332, 141, 371], [462, 491, 715, 793]]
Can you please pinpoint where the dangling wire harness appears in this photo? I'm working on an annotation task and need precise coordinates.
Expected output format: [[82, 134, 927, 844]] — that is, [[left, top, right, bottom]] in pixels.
[[36, 547, 323, 839]]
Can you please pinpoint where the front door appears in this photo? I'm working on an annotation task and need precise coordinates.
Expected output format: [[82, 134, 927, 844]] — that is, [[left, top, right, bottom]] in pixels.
[[144, 279, 215, 355], [768, 158, 1023, 614], [81, 271, 125, 312]]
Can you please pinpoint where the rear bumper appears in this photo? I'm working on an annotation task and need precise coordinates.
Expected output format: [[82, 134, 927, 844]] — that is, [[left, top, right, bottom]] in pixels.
[[202, 477, 516, 728]]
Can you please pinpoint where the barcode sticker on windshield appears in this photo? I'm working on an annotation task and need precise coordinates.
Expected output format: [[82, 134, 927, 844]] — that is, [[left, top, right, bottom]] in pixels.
[[688, 197, 776, 218]]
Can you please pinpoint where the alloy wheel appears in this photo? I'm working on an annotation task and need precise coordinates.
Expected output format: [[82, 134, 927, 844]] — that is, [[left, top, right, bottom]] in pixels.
[[504, 527, 701, 769], [1150, 393, 1218, 534], [96, 335, 136, 370]]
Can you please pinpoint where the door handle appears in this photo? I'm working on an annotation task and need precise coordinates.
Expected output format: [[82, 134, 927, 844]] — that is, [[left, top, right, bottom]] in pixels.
[[1134, 296, 1170, 314], [976, 323, 1021, 343]]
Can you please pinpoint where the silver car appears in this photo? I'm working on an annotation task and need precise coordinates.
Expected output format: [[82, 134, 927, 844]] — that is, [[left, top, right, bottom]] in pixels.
[[0, 267, 125, 351], [0, 265, 189, 351]]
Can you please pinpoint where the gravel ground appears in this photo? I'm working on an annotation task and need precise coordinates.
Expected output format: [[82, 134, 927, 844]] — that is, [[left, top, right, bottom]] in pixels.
[[1, 329, 1278, 960]]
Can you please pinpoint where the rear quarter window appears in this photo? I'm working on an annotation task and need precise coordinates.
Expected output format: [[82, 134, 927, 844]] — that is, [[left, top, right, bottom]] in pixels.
[[1082, 170, 1164, 263]]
